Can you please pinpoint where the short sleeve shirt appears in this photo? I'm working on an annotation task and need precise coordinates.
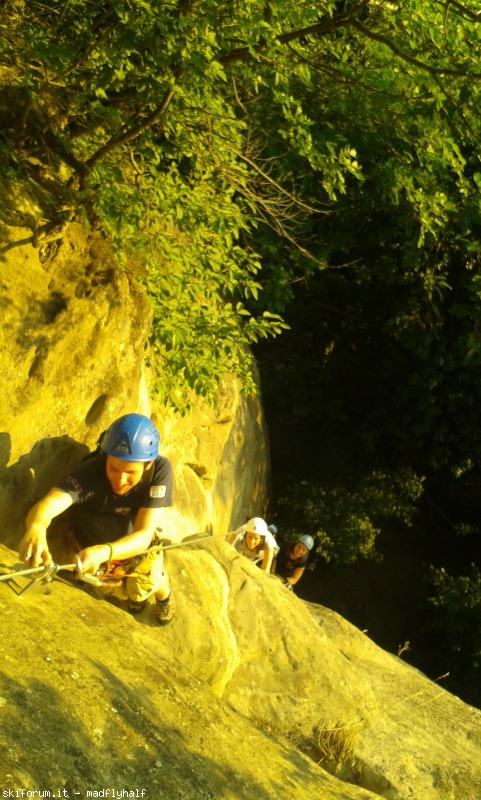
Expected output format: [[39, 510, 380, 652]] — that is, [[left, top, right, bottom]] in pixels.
[[275, 541, 309, 578], [233, 526, 278, 561], [55, 452, 173, 547]]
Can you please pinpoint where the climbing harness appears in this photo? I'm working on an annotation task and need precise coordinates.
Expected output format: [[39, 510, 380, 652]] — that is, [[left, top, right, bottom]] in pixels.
[[96, 559, 146, 587], [92, 530, 236, 587]]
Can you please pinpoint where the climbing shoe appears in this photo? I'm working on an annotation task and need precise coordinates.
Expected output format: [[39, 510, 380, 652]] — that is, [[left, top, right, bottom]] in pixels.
[[127, 598, 148, 614], [155, 591, 175, 625]]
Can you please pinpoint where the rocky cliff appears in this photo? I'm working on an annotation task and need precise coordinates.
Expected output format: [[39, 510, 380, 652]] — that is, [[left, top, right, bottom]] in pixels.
[[1, 219, 480, 800], [1, 539, 481, 800], [0, 218, 270, 549]]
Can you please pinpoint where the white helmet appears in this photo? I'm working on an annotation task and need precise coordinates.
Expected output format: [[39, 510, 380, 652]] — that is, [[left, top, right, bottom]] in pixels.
[[245, 517, 268, 536]]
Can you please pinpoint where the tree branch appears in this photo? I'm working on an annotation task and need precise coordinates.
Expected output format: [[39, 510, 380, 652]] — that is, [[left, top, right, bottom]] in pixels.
[[79, 6, 370, 176], [351, 19, 479, 78], [84, 79, 179, 176], [434, 0, 481, 23], [219, 3, 370, 66]]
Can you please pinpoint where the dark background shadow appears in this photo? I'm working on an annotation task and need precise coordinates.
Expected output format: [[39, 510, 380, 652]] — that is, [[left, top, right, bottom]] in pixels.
[[0, 434, 89, 551]]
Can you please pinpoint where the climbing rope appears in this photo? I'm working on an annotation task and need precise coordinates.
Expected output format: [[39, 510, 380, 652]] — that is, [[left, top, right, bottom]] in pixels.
[[0, 531, 230, 596], [141, 529, 232, 556], [0, 560, 79, 596]]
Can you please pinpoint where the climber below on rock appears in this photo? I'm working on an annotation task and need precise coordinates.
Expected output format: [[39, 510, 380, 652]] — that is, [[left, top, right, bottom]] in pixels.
[[273, 534, 315, 591], [226, 516, 278, 572], [18, 413, 175, 624]]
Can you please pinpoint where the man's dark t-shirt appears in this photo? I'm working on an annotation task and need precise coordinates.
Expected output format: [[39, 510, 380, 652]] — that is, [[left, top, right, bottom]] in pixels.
[[55, 453, 173, 547], [275, 541, 309, 578]]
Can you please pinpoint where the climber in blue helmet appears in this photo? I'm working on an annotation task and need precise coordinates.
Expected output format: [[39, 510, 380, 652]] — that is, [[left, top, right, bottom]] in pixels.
[[273, 533, 315, 591], [18, 413, 176, 624]]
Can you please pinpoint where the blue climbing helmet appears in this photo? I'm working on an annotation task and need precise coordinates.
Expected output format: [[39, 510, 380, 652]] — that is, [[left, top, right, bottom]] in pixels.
[[101, 413, 159, 462], [298, 534, 315, 551]]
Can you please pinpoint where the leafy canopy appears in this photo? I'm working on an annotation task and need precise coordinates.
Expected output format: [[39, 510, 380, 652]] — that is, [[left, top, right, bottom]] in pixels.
[[0, 0, 351, 407], [4, 1, 481, 530]]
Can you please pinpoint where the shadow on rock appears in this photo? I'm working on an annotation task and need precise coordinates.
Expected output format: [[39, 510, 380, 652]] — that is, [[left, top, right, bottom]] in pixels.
[[0, 435, 89, 550]]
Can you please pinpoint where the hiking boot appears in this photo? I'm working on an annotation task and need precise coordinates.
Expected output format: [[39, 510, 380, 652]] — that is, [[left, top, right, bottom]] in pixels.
[[155, 591, 175, 625], [127, 598, 148, 614]]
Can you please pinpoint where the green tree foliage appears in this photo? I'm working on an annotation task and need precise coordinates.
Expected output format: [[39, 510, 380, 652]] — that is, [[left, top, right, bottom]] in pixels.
[[250, 0, 481, 502], [276, 469, 424, 565], [12, 0, 476, 407], [241, 0, 481, 699], [428, 563, 481, 706], [0, 0, 360, 407], [3, 1, 481, 531]]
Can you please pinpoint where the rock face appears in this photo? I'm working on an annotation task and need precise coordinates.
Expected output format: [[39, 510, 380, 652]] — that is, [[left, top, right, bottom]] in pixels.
[[0, 221, 270, 551], [0, 542, 380, 800], [1, 538, 481, 800], [1, 219, 481, 799], [154, 541, 481, 800]]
